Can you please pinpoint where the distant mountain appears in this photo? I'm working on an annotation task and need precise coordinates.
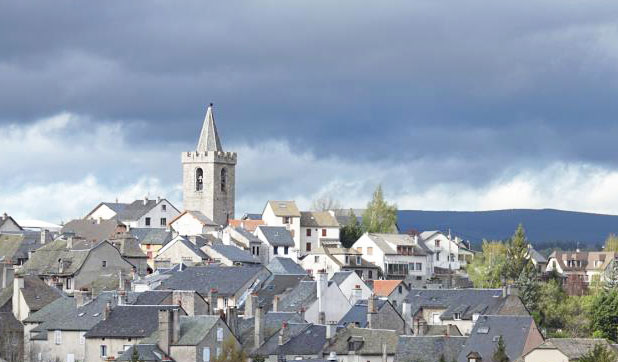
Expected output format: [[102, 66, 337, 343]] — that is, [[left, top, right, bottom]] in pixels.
[[397, 209, 618, 249]]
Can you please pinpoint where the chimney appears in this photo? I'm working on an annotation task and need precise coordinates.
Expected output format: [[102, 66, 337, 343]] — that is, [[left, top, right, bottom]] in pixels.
[[40, 229, 49, 245], [446, 324, 452, 337], [12, 275, 25, 320], [143, 196, 148, 205], [226, 306, 238, 337], [157, 196, 161, 204], [1, 213, 7, 220], [367, 295, 377, 329], [316, 270, 328, 317], [381, 343, 387, 362], [172, 309, 181, 344], [103, 301, 112, 320], [402, 301, 411, 334], [208, 288, 218, 314], [245, 293, 258, 318], [351, 285, 362, 305], [278, 322, 288, 346], [318, 311, 326, 325], [74, 290, 92, 308], [326, 322, 337, 341], [273, 295, 280, 312], [158, 309, 173, 356], [1, 265, 9, 289], [254, 306, 264, 348], [299, 307, 306, 321], [67, 236, 73, 250], [118, 270, 125, 291]]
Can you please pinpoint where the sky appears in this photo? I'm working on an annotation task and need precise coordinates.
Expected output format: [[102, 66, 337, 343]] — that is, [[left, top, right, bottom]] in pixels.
[[2, 1, 618, 223]]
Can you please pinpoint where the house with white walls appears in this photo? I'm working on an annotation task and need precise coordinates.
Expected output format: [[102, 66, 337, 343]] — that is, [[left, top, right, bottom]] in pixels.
[[299, 211, 340, 254], [352, 233, 433, 280], [169, 210, 219, 236], [420, 231, 461, 271], [85, 197, 181, 229], [330, 270, 373, 304], [299, 247, 379, 281], [255, 225, 298, 263], [261, 201, 301, 248]]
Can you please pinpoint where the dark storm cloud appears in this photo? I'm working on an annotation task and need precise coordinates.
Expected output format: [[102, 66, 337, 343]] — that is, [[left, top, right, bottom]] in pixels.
[[1, 0, 618, 176]]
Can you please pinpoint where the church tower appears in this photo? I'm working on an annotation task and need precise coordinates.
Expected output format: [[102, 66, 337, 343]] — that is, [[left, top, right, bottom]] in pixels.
[[182, 104, 236, 226]]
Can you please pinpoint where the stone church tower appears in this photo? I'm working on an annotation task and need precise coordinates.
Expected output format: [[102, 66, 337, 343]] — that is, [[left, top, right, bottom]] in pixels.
[[182, 104, 236, 226]]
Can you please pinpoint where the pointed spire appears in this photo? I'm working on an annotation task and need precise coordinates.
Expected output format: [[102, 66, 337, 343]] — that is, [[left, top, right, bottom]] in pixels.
[[196, 103, 223, 152]]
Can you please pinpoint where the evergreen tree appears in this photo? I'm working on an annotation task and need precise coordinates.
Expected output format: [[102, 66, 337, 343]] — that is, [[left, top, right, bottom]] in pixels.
[[361, 185, 397, 233], [517, 267, 540, 313], [340, 209, 364, 248], [129, 346, 143, 362], [506, 224, 532, 281], [492, 335, 509, 362], [579, 343, 617, 362], [605, 259, 618, 291]]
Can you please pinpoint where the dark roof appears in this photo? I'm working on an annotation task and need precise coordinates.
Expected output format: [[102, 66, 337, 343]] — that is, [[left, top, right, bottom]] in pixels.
[[206, 243, 260, 264], [41, 292, 123, 331], [527, 246, 548, 264], [300, 211, 339, 228], [252, 274, 309, 311], [15, 275, 64, 312], [338, 299, 391, 328], [134, 291, 172, 305], [242, 213, 263, 220], [396, 336, 468, 362], [0, 231, 47, 264], [157, 265, 268, 296], [129, 228, 174, 246], [109, 233, 148, 259], [23, 295, 74, 324], [405, 289, 508, 321], [330, 271, 353, 286], [238, 312, 306, 351], [456, 315, 537, 362], [281, 324, 328, 355], [266, 257, 308, 275], [0, 311, 23, 331], [61, 218, 123, 242], [324, 327, 399, 355], [176, 315, 221, 345], [116, 200, 168, 221], [85, 305, 181, 338], [117, 344, 167, 361], [234, 227, 260, 242], [258, 226, 295, 247]]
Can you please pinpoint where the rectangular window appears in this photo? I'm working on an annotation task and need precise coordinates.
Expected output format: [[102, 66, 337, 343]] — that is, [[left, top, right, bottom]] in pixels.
[[217, 327, 224, 341], [160, 218, 167, 227], [345, 256, 350, 264], [203, 347, 210, 362], [283, 217, 291, 224], [145, 217, 151, 226], [367, 247, 373, 256], [368, 270, 373, 279], [435, 240, 440, 247], [100, 345, 107, 357], [284, 246, 289, 255], [306, 242, 312, 252], [416, 263, 422, 271], [436, 252, 440, 261], [216, 347, 222, 358], [79, 332, 86, 345], [356, 256, 361, 265], [306, 229, 311, 237], [102, 260, 107, 268], [161, 204, 167, 211], [54, 330, 62, 345], [314, 256, 319, 263], [274, 247, 278, 255], [454, 313, 462, 320], [322, 229, 327, 237], [66, 278, 72, 290]]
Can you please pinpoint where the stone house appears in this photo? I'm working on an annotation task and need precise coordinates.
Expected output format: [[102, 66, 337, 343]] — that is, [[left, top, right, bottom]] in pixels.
[[129, 228, 174, 268], [323, 326, 399, 362], [0, 230, 52, 267], [109, 232, 150, 275], [154, 235, 210, 268], [202, 243, 261, 266], [329, 271, 373, 304], [372, 280, 410, 309], [339, 296, 406, 334], [0, 213, 23, 233]]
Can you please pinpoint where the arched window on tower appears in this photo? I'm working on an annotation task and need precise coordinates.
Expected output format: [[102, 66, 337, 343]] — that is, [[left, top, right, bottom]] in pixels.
[[220, 168, 227, 193], [196, 168, 203, 191]]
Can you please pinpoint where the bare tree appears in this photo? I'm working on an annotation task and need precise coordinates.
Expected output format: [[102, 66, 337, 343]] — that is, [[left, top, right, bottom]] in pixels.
[[311, 196, 341, 212]]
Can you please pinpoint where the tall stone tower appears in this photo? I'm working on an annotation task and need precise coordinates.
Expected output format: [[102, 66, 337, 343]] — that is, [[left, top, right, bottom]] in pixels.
[[182, 104, 236, 226]]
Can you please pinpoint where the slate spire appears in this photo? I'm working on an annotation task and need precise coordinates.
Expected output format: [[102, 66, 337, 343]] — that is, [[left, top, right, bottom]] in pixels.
[[196, 103, 223, 152]]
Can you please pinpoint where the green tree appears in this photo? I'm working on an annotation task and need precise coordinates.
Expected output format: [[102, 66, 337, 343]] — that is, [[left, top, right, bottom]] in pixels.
[[467, 241, 507, 288], [213, 338, 246, 362], [129, 346, 144, 362], [604, 234, 618, 252], [361, 185, 397, 233], [492, 335, 509, 362], [506, 224, 532, 281], [579, 343, 618, 362], [590, 289, 618, 342], [605, 260, 618, 290], [517, 267, 540, 313], [340, 209, 364, 248]]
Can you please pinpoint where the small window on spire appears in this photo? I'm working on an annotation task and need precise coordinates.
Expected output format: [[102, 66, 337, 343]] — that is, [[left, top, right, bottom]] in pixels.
[[220, 168, 227, 193], [196, 168, 204, 191]]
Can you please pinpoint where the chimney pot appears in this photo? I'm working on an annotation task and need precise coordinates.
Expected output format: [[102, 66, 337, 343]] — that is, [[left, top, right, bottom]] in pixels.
[[143, 196, 148, 205]]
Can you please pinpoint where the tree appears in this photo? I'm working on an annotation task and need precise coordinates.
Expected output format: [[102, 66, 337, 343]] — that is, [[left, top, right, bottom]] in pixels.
[[362, 185, 397, 233], [492, 335, 509, 362], [129, 346, 143, 362], [311, 196, 341, 212], [517, 267, 540, 313], [506, 224, 532, 281], [467, 241, 508, 288], [604, 234, 618, 252], [213, 337, 246, 362], [590, 289, 618, 342], [605, 259, 618, 290], [579, 343, 617, 362], [340, 209, 364, 248], [438, 355, 446, 362]]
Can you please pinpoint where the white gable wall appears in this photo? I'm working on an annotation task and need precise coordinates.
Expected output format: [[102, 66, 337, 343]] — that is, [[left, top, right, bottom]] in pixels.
[[172, 213, 208, 236], [305, 283, 351, 324], [336, 273, 372, 302], [87, 204, 118, 220]]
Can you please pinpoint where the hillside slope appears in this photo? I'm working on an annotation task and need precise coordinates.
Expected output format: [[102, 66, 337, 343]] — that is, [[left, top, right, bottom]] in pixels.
[[397, 209, 618, 248]]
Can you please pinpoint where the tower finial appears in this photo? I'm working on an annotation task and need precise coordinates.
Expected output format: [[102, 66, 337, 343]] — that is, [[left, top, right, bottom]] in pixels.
[[196, 103, 223, 152]]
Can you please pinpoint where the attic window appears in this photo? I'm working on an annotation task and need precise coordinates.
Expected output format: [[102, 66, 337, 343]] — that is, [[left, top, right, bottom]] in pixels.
[[492, 336, 500, 342], [477, 327, 489, 334], [454, 313, 462, 320], [78, 312, 85, 317], [93, 313, 100, 317]]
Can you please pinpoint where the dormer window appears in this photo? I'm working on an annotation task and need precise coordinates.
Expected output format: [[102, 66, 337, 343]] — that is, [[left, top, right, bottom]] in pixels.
[[196, 168, 204, 191], [454, 312, 462, 320]]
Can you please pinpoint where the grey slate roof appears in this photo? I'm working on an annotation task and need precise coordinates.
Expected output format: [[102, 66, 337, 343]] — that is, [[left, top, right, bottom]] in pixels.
[[330, 271, 353, 286], [258, 226, 295, 247], [0, 231, 47, 264], [157, 265, 268, 296], [206, 243, 260, 264], [0, 215, 23, 231], [250, 274, 309, 311], [324, 327, 399, 355], [176, 315, 220, 345], [300, 211, 339, 228], [2, 275, 64, 312], [280, 324, 328, 355], [134, 291, 172, 305], [405, 289, 508, 321], [196, 104, 223, 152], [41, 292, 125, 331], [338, 299, 390, 328], [276, 280, 317, 312], [254, 322, 311, 356], [23, 295, 74, 324], [129, 228, 174, 246], [235, 227, 260, 242], [266, 257, 308, 275], [366, 233, 431, 256], [242, 213, 262, 220], [527, 245, 548, 264], [61, 218, 123, 242], [457, 315, 537, 362], [396, 336, 468, 362], [117, 344, 167, 361], [528, 338, 614, 360], [238, 312, 306, 351], [85, 305, 181, 338]]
